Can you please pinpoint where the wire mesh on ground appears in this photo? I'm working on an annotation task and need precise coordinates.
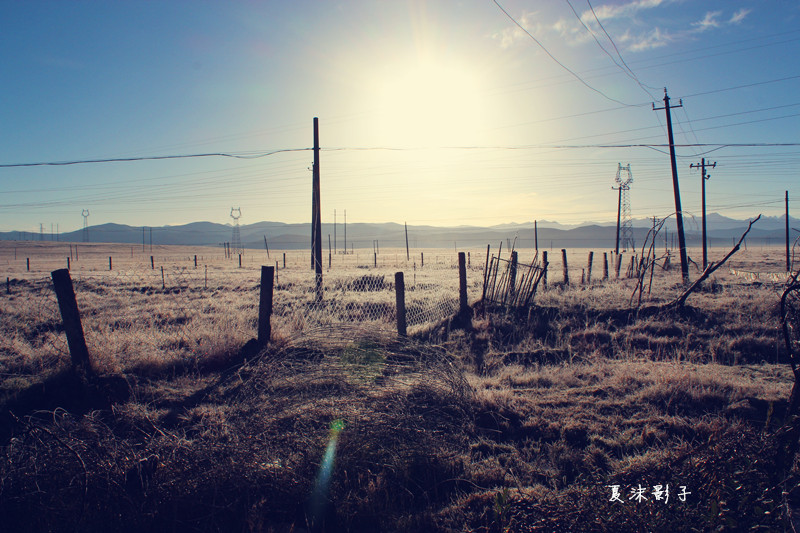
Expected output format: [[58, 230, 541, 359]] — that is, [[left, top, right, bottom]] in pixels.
[[272, 268, 476, 341], [482, 253, 547, 310]]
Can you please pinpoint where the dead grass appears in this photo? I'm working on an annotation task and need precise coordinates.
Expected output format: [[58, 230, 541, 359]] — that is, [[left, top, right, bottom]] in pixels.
[[1, 243, 799, 531]]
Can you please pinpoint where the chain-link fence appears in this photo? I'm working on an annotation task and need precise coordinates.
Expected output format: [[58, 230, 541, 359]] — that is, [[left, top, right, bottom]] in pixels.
[[1, 244, 487, 380]]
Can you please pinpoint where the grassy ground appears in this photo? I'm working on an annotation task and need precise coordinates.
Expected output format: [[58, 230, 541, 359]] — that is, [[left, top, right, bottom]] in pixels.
[[1, 242, 798, 531]]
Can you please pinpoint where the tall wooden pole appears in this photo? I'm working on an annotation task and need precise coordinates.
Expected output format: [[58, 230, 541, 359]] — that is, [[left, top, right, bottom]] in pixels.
[[691, 157, 715, 270], [787, 190, 791, 272], [534, 220, 538, 252], [313, 118, 323, 298], [654, 89, 689, 283]]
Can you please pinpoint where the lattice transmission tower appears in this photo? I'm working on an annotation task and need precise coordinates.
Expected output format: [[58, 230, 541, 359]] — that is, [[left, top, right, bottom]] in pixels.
[[81, 209, 90, 243], [230, 207, 242, 256], [614, 164, 634, 251]]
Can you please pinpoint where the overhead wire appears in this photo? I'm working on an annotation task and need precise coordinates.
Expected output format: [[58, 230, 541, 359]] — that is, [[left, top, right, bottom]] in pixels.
[[491, 0, 638, 107]]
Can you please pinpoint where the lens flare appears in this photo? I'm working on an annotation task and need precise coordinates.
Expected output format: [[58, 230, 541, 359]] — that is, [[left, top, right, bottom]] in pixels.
[[307, 419, 345, 530]]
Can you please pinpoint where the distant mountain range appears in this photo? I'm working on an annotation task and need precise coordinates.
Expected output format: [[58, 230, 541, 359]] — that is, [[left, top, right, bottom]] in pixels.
[[2, 214, 796, 250]]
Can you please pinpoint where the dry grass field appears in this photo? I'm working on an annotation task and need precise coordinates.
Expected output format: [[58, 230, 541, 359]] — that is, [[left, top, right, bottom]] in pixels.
[[1, 240, 799, 532]]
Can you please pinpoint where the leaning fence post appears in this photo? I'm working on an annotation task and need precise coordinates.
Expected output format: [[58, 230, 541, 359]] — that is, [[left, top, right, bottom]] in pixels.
[[51, 269, 93, 375], [542, 251, 548, 289], [458, 251, 469, 315], [615, 252, 623, 279], [151, 256, 155, 270], [561, 249, 569, 286], [481, 244, 490, 303], [258, 266, 274, 346], [395, 271, 407, 336]]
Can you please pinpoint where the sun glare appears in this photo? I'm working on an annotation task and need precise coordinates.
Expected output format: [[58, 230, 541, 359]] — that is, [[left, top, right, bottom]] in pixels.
[[368, 58, 487, 147]]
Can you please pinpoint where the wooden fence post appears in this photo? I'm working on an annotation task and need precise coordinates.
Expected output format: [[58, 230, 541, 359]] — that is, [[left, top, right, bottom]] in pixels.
[[51, 269, 93, 375], [508, 251, 518, 303], [542, 251, 548, 289], [194, 255, 197, 268], [109, 256, 112, 270], [26, 258, 30, 272], [283, 253, 286, 269], [151, 256, 154, 270], [482, 244, 491, 303], [6, 277, 9, 294], [615, 253, 623, 279], [603, 252, 608, 280], [258, 266, 274, 346], [374, 252, 377, 268], [161, 266, 165, 289], [458, 252, 468, 315], [67, 257, 70, 270], [421, 252, 424, 268], [587, 251, 593, 283], [561, 249, 569, 286], [395, 271, 407, 337], [239, 254, 242, 268], [204, 265, 208, 289]]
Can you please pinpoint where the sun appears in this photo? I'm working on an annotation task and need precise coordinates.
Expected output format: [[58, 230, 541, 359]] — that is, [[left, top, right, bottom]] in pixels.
[[367, 57, 487, 147]]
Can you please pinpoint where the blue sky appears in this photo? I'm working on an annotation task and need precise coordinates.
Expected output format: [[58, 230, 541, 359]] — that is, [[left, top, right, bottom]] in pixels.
[[1, 0, 798, 233]]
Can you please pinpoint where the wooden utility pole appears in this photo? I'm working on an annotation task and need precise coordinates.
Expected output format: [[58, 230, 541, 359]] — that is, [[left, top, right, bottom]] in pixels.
[[534, 220, 539, 252], [654, 88, 689, 283], [691, 158, 716, 269], [787, 191, 791, 272], [312, 117, 323, 297]]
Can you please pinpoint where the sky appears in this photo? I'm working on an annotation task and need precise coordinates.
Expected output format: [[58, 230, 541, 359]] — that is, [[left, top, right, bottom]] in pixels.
[[1, 0, 798, 234]]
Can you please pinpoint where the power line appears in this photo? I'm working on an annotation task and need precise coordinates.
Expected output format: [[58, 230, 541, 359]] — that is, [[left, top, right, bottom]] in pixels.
[[491, 0, 637, 107], [585, 0, 660, 93], [681, 75, 800, 99], [0, 148, 312, 169]]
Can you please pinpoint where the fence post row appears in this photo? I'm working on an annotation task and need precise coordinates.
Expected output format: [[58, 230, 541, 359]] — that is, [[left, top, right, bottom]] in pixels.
[[258, 266, 274, 346], [51, 269, 94, 376], [395, 271, 407, 337]]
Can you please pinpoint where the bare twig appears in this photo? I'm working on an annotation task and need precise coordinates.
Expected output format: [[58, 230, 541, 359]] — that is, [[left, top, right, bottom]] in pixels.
[[667, 214, 761, 308]]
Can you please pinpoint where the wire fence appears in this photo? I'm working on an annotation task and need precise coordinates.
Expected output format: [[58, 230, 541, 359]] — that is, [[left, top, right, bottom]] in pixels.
[[0, 249, 487, 378]]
